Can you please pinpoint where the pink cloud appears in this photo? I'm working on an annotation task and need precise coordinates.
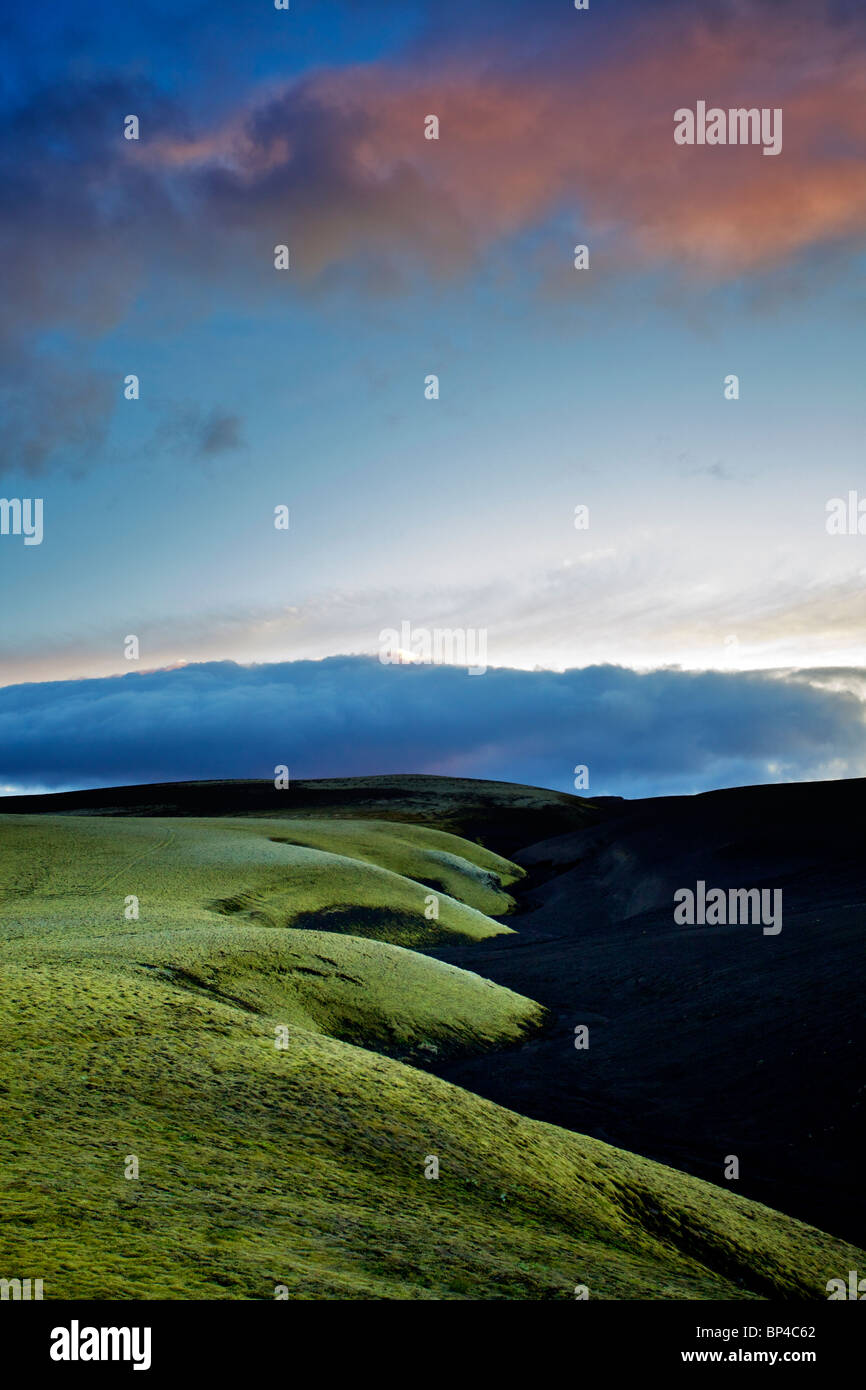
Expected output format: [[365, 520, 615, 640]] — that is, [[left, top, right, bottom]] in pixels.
[[144, 4, 866, 280]]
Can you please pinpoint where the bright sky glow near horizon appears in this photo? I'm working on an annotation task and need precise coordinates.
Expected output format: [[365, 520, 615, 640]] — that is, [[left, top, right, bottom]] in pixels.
[[1, 0, 865, 795]]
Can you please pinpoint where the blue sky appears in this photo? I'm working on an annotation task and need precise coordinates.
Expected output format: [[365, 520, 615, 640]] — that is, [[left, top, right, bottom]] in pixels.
[[1, 0, 865, 794]]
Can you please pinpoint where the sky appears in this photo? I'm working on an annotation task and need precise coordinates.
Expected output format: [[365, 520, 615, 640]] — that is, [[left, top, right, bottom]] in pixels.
[[1, 0, 865, 796]]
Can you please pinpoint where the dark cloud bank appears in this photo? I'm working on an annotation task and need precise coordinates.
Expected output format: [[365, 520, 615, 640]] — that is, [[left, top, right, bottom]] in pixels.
[[1, 657, 863, 798]]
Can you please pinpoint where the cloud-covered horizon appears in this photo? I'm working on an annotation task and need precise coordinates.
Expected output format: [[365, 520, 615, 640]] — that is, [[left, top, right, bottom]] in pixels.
[[2, 656, 864, 800]]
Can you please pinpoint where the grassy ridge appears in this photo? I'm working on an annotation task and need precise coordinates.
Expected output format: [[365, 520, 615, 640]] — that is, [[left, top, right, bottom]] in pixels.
[[0, 815, 513, 949], [2, 923, 544, 1063], [265, 816, 523, 915]]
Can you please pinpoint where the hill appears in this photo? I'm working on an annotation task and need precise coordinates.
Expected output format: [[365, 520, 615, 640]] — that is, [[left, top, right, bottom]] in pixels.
[[0, 774, 862, 1297], [0, 773, 600, 854]]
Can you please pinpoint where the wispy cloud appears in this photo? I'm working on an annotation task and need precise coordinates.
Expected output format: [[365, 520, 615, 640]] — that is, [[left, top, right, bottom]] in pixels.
[[3, 546, 866, 688]]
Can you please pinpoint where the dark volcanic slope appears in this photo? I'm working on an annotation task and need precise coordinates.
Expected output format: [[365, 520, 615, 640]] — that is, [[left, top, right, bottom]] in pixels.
[[426, 777, 866, 1247]]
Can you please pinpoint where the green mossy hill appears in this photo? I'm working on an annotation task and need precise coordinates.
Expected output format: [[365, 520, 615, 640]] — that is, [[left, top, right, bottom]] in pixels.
[[264, 816, 522, 914], [2, 923, 543, 1064], [0, 959, 861, 1300], [0, 814, 514, 949]]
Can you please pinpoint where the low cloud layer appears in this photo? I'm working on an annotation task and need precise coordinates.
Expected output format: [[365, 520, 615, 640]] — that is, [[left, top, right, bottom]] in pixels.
[[2, 657, 864, 799]]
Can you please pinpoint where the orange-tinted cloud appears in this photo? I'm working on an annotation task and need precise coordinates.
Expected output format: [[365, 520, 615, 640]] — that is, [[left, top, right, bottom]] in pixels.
[[146, 3, 866, 279]]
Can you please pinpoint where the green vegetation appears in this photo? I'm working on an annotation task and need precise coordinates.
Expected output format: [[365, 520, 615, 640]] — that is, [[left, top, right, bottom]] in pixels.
[[0, 805, 861, 1300], [0, 815, 512, 949], [266, 816, 523, 914]]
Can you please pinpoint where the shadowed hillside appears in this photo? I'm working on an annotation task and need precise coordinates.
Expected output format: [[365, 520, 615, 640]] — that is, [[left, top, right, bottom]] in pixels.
[[0, 773, 601, 854], [428, 776, 866, 1246]]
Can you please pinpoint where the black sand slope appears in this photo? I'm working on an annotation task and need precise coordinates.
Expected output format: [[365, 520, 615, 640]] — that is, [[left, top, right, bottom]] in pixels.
[[426, 776, 866, 1246]]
